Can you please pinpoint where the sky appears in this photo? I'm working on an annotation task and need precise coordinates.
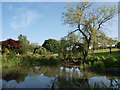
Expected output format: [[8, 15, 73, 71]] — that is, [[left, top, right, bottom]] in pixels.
[[2, 2, 119, 45], [1, 0, 120, 2]]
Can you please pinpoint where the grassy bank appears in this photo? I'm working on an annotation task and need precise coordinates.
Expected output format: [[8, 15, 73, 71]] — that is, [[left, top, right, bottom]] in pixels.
[[92, 48, 120, 57], [2, 48, 120, 72]]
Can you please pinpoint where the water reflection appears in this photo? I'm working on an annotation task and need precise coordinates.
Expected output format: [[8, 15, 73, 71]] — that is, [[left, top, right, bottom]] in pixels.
[[3, 74, 55, 88], [2, 66, 120, 88]]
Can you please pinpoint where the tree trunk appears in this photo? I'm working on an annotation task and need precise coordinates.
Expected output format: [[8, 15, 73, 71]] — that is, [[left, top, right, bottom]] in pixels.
[[83, 50, 88, 70], [82, 42, 90, 70], [92, 48, 95, 56], [109, 47, 112, 54]]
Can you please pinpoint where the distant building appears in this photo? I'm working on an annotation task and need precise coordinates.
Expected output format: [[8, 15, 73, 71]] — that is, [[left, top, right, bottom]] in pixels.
[[106, 44, 116, 48]]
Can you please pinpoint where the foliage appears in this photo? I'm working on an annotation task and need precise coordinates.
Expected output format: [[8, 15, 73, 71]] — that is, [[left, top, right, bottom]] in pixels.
[[1, 39, 22, 54], [107, 38, 116, 47], [29, 43, 41, 54], [97, 32, 108, 49], [87, 55, 101, 61], [117, 42, 120, 48], [4, 48, 10, 54], [89, 62, 105, 72], [40, 56, 59, 65], [62, 2, 117, 65], [87, 54, 120, 71], [87, 55, 101, 65], [116, 56, 120, 68], [42, 39, 60, 53], [2, 54, 60, 67], [18, 34, 30, 54], [21, 54, 59, 66], [97, 34, 117, 49], [91, 28, 98, 50], [33, 46, 48, 55], [59, 33, 84, 60], [2, 55, 21, 67], [103, 56, 118, 68], [38, 46, 48, 55]]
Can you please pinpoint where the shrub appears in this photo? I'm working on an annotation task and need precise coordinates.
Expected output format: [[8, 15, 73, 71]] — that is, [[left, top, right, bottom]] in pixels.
[[4, 48, 10, 54], [39, 56, 60, 65], [87, 55, 120, 71], [117, 42, 120, 48], [103, 56, 117, 68], [113, 55, 120, 68], [99, 56, 105, 61], [19, 54, 60, 66], [2, 56, 7, 62], [89, 62, 105, 71], [38, 47, 48, 55], [87, 55, 101, 65], [2, 55, 21, 67]]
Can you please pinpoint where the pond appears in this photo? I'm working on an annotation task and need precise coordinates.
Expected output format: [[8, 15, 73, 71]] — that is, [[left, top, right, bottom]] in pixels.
[[1, 65, 120, 89]]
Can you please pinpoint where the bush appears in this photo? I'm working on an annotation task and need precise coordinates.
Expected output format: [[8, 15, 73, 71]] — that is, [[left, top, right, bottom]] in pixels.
[[87, 55, 120, 71], [38, 57, 59, 65], [2, 55, 21, 67], [89, 62, 105, 71], [99, 56, 105, 61], [4, 48, 10, 55], [2, 53, 60, 68], [20, 54, 60, 66], [113, 55, 120, 68], [103, 56, 117, 68], [2, 56, 7, 62], [87, 55, 101, 61], [87, 55, 119, 68], [87, 55, 101, 65], [117, 42, 120, 48]]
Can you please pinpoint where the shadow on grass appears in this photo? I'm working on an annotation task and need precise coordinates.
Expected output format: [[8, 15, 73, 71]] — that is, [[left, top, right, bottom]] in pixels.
[[94, 50, 120, 57]]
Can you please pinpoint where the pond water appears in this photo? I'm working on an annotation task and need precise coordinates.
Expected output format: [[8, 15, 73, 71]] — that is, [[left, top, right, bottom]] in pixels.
[[1, 65, 120, 89]]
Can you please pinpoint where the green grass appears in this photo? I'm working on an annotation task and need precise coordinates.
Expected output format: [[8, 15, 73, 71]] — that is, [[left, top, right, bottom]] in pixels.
[[90, 48, 120, 57], [94, 48, 119, 53]]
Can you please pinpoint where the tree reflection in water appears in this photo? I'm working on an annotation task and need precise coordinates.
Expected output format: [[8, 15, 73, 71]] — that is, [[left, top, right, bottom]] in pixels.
[[2, 66, 119, 89]]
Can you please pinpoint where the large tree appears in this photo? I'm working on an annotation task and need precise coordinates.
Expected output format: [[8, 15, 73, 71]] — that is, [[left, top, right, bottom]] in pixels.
[[60, 33, 84, 61], [97, 32, 108, 49], [18, 34, 30, 54], [42, 39, 60, 53], [62, 2, 117, 67]]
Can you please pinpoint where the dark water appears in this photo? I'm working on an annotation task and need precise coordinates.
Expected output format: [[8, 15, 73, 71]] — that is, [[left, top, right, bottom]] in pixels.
[[1, 66, 120, 89]]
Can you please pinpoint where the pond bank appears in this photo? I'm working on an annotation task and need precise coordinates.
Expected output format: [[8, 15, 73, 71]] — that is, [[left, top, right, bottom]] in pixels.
[[60, 61, 120, 77]]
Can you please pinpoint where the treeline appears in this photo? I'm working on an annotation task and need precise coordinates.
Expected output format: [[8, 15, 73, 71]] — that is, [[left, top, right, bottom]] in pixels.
[[1, 33, 120, 69], [1, 34, 120, 58]]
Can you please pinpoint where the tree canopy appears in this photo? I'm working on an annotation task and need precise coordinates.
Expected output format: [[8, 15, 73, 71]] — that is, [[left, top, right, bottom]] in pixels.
[[42, 39, 60, 53], [18, 34, 30, 54], [60, 33, 84, 60], [62, 2, 118, 64]]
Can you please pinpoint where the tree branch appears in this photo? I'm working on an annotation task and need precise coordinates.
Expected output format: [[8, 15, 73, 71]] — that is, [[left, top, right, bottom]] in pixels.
[[78, 28, 89, 43], [68, 29, 79, 36]]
